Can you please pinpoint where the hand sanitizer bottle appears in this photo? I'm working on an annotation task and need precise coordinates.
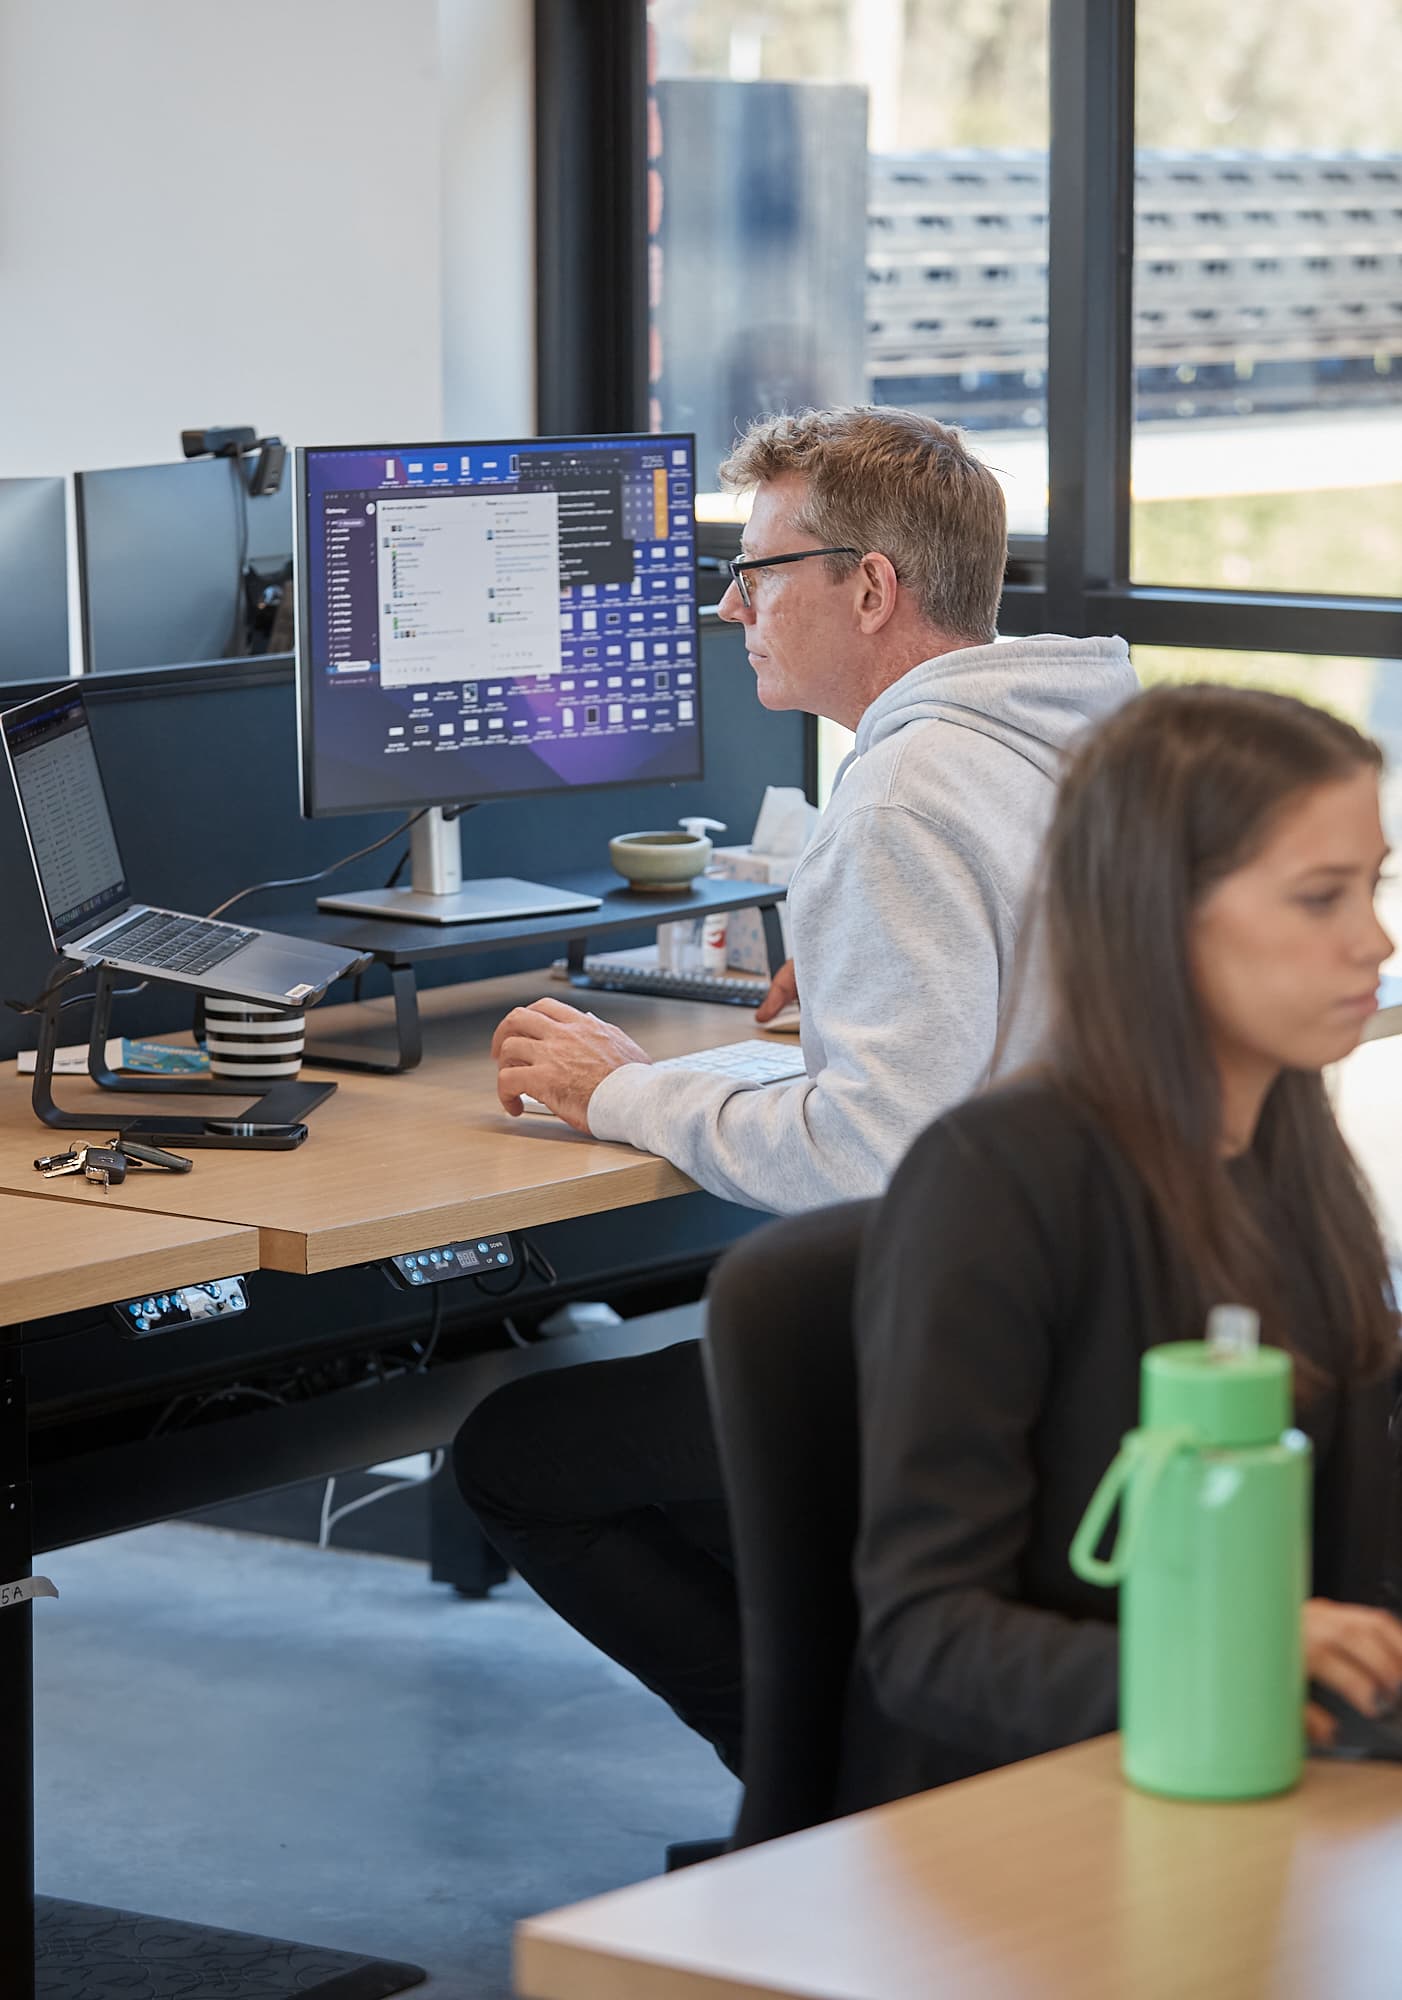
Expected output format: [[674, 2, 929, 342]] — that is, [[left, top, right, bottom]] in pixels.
[[662, 818, 728, 971]]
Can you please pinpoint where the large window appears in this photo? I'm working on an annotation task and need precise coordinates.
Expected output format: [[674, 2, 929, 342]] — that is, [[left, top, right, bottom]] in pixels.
[[1130, 1, 1402, 596], [647, 0, 1051, 532], [539, 0, 1402, 810]]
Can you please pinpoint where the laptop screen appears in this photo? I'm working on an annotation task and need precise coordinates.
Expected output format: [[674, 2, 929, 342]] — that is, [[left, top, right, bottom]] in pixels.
[[2, 688, 129, 946]]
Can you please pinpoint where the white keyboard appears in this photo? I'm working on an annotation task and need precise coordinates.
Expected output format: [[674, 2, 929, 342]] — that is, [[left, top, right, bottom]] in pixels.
[[655, 1041, 808, 1085], [518, 1039, 807, 1116]]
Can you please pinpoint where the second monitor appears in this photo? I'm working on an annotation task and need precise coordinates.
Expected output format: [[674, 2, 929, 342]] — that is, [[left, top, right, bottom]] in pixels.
[[295, 432, 702, 924], [77, 456, 293, 674]]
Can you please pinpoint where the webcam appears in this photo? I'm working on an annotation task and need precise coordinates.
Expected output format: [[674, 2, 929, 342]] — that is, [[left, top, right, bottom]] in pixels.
[[181, 425, 257, 460], [180, 424, 286, 497]]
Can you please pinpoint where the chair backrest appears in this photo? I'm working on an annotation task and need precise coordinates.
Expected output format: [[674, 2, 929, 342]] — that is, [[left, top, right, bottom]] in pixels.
[[702, 1199, 874, 1849]]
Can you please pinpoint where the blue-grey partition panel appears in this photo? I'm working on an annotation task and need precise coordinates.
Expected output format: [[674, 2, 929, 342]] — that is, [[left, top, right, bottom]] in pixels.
[[0, 616, 807, 1058], [76, 458, 293, 674], [0, 477, 70, 682]]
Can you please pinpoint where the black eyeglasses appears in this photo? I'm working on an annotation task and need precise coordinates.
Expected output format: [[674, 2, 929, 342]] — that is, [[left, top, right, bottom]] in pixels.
[[727, 545, 860, 608]]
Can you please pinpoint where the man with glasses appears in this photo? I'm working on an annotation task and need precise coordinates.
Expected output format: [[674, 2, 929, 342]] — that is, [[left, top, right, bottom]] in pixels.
[[463, 407, 1136, 1783]]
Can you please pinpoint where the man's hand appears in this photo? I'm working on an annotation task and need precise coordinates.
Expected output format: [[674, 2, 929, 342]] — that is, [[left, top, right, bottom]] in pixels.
[[1303, 1597, 1402, 1744], [754, 957, 799, 1024], [492, 996, 652, 1133]]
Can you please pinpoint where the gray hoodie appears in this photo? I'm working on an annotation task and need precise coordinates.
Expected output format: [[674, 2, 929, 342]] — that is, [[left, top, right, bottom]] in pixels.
[[587, 634, 1138, 1212]]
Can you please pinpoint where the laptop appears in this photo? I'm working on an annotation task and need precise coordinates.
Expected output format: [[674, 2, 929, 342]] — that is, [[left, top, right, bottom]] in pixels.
[[3, 686, 369, 1009]]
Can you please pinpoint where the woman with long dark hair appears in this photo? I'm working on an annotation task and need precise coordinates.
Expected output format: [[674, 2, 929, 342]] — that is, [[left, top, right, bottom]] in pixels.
[[856, 683, 1402, 1781]]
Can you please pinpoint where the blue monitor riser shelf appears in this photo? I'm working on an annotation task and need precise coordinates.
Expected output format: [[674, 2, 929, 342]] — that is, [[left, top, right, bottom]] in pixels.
[[297, 868, 789, 1076]]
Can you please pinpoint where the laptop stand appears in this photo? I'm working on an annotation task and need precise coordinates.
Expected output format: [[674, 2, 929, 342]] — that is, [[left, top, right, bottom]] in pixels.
[[30, 968, 336, 1149]]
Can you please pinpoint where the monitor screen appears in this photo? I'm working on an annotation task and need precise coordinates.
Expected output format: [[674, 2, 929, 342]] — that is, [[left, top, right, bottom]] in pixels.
[[2, 687, 128, 945], [76, 457, 293, 674], [295, 433, 703, 818], [0, 478, 71, 683]]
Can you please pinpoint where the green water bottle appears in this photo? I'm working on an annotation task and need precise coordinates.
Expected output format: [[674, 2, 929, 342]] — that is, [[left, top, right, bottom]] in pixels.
[[1069, 1308, 1311, 1800]]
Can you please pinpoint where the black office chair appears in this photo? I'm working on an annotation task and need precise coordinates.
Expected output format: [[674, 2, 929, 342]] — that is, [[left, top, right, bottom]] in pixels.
[[704, 1199, 960, 1850], [702, 1200, 873, 1848]]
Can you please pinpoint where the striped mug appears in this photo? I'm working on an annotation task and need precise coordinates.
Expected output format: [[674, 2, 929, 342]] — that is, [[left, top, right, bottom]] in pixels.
[[202, 997, 306, 1081]]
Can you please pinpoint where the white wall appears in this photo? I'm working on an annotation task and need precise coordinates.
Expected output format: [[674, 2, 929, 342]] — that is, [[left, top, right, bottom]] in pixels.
[[0, 0, 534, 478], [438, 0, 535, 438]]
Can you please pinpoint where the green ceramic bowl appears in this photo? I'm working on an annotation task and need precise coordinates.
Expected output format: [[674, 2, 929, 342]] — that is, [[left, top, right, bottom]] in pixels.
[[608, 829, 712, 892]]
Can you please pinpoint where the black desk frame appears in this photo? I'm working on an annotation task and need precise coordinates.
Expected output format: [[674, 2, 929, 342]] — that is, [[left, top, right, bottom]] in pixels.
[[1, 1318, 37, 1991], [302, 869, 789, 1074], [0, 1181, 761, 1998], [1, 1304, 428, 1999]]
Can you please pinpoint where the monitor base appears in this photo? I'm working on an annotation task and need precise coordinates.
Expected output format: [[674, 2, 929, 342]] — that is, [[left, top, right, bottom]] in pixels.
[[316, 878, 603, 926]]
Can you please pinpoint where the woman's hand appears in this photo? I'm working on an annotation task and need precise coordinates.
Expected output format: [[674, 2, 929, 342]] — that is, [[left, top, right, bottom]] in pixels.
[[1302, 1597, 1402, 1745]]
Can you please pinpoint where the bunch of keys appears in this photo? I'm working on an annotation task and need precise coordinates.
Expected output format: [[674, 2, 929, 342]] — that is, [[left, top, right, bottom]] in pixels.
[[35, 1137, 192, 1188]]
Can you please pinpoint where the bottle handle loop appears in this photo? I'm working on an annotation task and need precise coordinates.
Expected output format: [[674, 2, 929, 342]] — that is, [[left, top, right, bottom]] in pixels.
[[1069, 1426, 1195, 1587]]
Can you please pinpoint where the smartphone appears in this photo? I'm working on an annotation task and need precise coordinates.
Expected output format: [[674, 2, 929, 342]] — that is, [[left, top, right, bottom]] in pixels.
[[201, 1118, 310, 1145]]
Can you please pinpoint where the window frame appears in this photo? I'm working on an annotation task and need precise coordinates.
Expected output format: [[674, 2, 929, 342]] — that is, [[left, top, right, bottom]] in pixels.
[[533, 0, 1402, 670]]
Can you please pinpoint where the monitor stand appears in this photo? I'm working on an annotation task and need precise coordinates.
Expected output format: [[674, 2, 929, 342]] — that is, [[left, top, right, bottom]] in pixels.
[[316, 808, 602, 927]]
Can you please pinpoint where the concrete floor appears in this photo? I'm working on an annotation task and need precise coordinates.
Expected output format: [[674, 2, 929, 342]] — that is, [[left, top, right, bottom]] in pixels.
[[34, 1521, 738, 2000]]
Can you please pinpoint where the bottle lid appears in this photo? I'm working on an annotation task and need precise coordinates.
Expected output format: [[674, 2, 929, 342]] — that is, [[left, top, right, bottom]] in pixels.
[[1206, 1303, 1260, 1356], [1141, 1330, 1292, 1447]]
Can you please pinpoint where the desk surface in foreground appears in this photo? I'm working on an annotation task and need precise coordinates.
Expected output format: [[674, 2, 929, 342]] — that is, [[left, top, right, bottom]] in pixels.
[[516, 1735, 1402, 2000]]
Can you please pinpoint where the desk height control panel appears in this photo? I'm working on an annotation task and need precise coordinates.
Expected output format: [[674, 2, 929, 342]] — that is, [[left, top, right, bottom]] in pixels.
[[114, 1277, 250, 1337], [386, 1235, 515, 1289]]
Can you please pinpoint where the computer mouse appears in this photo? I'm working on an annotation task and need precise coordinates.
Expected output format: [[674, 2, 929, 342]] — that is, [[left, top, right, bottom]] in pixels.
[[1310, 1684, 1402, 1762], [755, 1003, 801, 1035]]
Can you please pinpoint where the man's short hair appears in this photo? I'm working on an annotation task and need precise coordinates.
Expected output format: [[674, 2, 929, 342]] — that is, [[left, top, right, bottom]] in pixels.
[[720, 406, 1007, 646]]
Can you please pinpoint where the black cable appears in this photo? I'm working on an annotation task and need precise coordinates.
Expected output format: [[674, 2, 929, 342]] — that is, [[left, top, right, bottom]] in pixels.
[[149, 1379, 288, 1438], [204, 809, 429, 921], [523, 1237, 558, 1285], [5, 960, 90, 1018], [414, 1285, 446, 1373], [470, 1264, 526, 1300], [201, 792, 480, 924], [382, 801, 480, 890], [58, 975, 146, 1013], [5, 960, 146, 1020], [231, 453, 251, 657], [468, 1235, 554, 1301]]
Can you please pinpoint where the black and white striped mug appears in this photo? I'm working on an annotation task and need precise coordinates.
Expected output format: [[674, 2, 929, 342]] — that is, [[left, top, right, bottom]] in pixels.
[[202, 997, 306, 1081]]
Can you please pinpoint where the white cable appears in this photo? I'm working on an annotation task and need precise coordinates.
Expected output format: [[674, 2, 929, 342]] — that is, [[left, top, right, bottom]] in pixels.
[[317, 1450, 445, 1549]]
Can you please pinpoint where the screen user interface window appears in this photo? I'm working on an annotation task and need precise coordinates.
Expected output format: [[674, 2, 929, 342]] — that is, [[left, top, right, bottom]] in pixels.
[[3, 690, 127, 943], [298, 435, 701, 816]]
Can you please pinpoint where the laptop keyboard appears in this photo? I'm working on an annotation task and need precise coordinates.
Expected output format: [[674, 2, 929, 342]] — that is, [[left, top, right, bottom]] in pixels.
[[92, 910, 258, 978]]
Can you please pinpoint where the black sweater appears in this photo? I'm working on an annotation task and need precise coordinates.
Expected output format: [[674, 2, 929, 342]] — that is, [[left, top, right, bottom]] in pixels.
[[853, 1077, 1400, 1787]]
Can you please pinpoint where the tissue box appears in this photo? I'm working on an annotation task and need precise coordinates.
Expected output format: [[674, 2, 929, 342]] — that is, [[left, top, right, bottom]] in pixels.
[[711, 845, 798, 975]]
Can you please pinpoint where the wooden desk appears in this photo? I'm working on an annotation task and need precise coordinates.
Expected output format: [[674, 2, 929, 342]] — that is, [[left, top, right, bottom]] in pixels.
[[515, 1737, 1402, 2000], [0, 1190, 257, 1324], [0, 973, 781, 1274]]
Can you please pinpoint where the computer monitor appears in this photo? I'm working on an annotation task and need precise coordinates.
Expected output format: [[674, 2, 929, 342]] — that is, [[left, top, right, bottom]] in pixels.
[[294, 432, 703, 924], [0, 477, 70, 683], [76, 457, 293, 674]]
